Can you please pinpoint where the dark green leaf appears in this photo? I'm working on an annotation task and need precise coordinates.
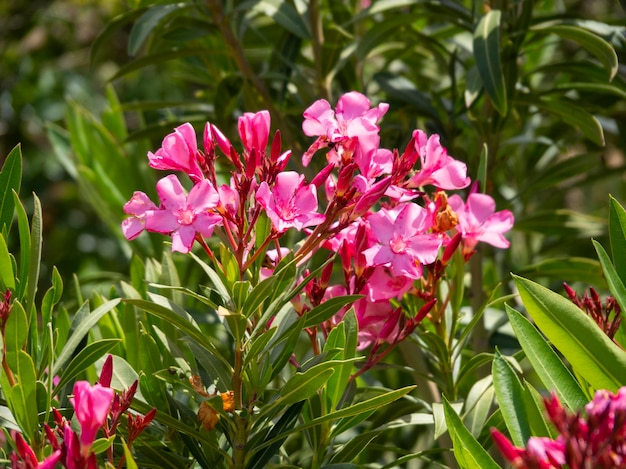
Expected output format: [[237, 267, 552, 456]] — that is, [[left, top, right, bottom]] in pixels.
[[0, 144, 21, 232], [609, 195, 626, 285], [128, 4, 187, 56], [54, 339, 121, 391], [303, 295, 362, 328], [473, 10, 507, 115]]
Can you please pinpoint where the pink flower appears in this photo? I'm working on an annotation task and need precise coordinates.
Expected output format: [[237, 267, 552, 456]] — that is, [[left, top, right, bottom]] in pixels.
[[353, 298, 401, 350], [302, 91, 388, 169], [70, 381, 114, 456], [255, 171, 325, 233], [239, 110, 270, 155], [407, 130, 470, 190], [121, 192, 158, 240], [10, 431, 62, 469], [448, 193, 514, 251], [144, 175, 222, 253], [364, 267, 413, 302], [362, 204, 442, 279], [147, 123, 204, 182]]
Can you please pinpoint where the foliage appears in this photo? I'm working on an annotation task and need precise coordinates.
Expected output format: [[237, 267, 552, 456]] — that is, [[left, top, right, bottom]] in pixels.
[[2, 0, 626, 468]]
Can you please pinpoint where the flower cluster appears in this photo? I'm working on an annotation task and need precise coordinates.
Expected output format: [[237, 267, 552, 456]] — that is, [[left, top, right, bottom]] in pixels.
[[564, 283, 622, 342], [122, 91, 514, 350], [492, 387, 626, 468], [9, 356, 155, 469]]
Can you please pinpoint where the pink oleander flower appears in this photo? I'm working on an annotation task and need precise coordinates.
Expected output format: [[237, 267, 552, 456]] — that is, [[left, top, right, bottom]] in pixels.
[[493, 388, 626, 469], [407, 130, 470, 190], [448, 192, 514, 252], [10, 431, 62, 469], [255, 171, 325, 233], [364, 267, 413, 302], [147, 123, 204, 182], [70, 381, 114, 457], [362, 203, 442, 279], [354, 298, 401, 350], [302, 91, 389, 169], [144, 175, 222, 253], [239, 110, 270, 155], [121, 191, 158, 241]]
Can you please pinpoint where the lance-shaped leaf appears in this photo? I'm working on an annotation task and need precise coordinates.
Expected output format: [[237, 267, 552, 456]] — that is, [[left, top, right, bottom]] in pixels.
[[609, 195, 626, 286], [0, 144, 21, 232], [443, 398, 500, 469], [505, 304, 587, 410], [513, 274, 626, 392], [473, 10, 507, 115]]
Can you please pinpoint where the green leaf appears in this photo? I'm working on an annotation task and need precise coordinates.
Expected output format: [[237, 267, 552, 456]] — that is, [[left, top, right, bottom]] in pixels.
[[278, 361, 350, 406], [303, 295, 362, 328], [513, 275, 626, 392], [593, 240, 626, 313], [532, 23, 618, 80], [443, 398, 500, 469], [4, 301, 28, 353], [52, 299, 121, 376], [514, 209, 605, 238], [609, 195, 626, 285], [0, 145, 21, 232], [516, 257, 606, 288], [492, 351, 531, 447], [8, 351, 38, 440], [245, 0, 311, 39], [473, 10, 507, 115], [25, 194, 42, 320], [534, 97, 604, 146], [12, 191, 30, 299], [505, 305, 587, 410], [128, 4, 186, 56], [477, 144, 488, 192], [523, 382, 556, 438], [54, 339, 122, 391], [242, 275, 276, 318], [0, 234, 15, 291]]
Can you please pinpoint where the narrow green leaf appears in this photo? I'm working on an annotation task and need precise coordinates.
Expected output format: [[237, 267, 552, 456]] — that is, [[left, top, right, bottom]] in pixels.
[[516, 257, 606, 288], [54, 339, 122, 391], [279, 369, 335, 406], [52, 299, 121, 376], [473, 10, 507, 115], [124, 298, 232, 372], [0, 235, 15, 291], [189, 251, 232, 307], [5, 301, 28, 353], [593, 240, 626, 312], [245, 0, 311, 39], [9, 351, 38, 440], [253, 387, 416, 453], [609, 195, 626, 285], [532, 23, 618, 79], [443, 398, 500, 469], [303, 295, 362, 328], [25, 194, 42, 320], [242, 276, 275, 318], [477, 144, 488, 193], [0, 144, 22, 232], [492, 351, 531, 447], [523, 382, 556, 438], [513, 275, 626, 391], [535, 97, 604, 146], [128, 4, 185, 56], [12, 191, 30, 299], [505, 305, 587, 410]]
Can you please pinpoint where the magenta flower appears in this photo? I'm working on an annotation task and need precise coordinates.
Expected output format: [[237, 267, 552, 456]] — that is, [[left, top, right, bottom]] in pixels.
[[362, 204, 442, 279], [10, 431, 62, 469], [407, 130, 470, 190], [121, 191, 158, 241], [238, 110, 270, 155], [364, 267, 413, 302], [70, 381, 114, 457], [301, 91, 388, 168], [353, 298, 401, 350], [255, 171, 325, 233], [147, 123, 204, 182], [144, 175, 222, 253], [448, 193, 514, 251]]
